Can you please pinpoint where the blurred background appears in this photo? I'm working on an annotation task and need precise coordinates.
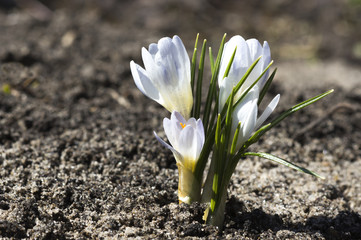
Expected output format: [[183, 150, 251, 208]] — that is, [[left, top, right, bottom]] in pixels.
[[1, 0, 361, 64]]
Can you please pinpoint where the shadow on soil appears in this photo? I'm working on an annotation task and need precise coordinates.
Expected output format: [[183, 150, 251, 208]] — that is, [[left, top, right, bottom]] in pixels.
[[225, 197, 361, 239]]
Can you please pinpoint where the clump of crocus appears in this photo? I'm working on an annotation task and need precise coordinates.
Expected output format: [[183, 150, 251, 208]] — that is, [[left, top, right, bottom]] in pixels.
[[130, 34, 333, 228]]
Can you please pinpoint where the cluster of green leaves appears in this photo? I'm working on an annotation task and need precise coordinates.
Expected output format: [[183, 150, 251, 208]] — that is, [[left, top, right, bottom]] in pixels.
[[188, 33, 333, 227]]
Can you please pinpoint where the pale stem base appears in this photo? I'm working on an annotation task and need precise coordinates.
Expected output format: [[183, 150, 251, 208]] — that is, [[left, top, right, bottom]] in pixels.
[[178, 164, 201, 204]]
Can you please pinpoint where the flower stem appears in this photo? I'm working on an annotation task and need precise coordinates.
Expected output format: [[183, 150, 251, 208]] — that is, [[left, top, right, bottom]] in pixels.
[[203, 155, 239, 228], [204, 170, 229, 228], [177, 164, 202, 204]]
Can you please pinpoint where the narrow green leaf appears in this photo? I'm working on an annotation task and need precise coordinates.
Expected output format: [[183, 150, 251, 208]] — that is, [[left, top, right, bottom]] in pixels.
[[215, 114, 221, 147], [258, 68, 277, 106], [194, 126, 215, 181], [234, 56, 262, 95], [219, 56, 263, 118], [245, 89, 334, 146], [230, 122, 241, 155], [207, 94, 219, 134], [194, 39, 207, 119], [210, 173, 219, 211], [191, 33, 199, 96], [190, 34, 199, 117], [243, 123, 271, 148], [203, 33, 227, 135], [223, 88, 235, 151], [243, 152, 325, 179], [209, 47, 215, 74], [233, 60, 274, 109], [222, 46, 237, 79]]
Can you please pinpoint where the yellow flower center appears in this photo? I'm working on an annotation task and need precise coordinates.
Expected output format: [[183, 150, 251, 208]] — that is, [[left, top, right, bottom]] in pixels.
[[180, 122, 186, 129]]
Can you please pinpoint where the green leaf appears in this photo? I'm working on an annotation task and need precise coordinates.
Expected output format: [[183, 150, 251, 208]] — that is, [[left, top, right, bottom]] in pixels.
[[203, 33, 227, 135], [191, 33, 199, 96], [258, 68, 277, 106], [190, 33, 199, 117], [215, 114, 221, 147], [243, 89, 334, 149], [223, 88, 234, 152], [219, 56, 262, 117], [222, 46, 237, 79], [233, 60, 273, 109], [210, 173, 219, 211], [230, 122, 241, 155], [209, 47, 215, 74], [243, 152, 325, 179], [194, 39, 207, 119]]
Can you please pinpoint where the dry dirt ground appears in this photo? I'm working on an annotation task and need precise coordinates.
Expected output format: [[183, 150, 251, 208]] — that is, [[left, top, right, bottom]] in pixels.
[[0, 0, 360, 239]]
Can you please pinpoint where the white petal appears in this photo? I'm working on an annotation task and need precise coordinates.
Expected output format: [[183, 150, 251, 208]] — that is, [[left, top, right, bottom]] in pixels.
[[262, 41, 271, 67], [259, 41, 272, 88], [130, 61, 161, 103], [246, 39, 263, 61], [154, 131, 183, 164], [172, 111, 186, 124], [241, 101, 257, 140], [219, 36, 250, 86], [163, 117, 179, 149], [178, 126, 197, 162], [196, 119, 205, 145], [235, 101, 258, 149], [255, 94, 280, 129], [194, 131, 204, 160], [141, 47, 157, 74], [243, 39, 264, 89], [148, 43, 159, 58], [186, 117, 197, 128], [157, 37, 185, 87], [157, 37, 173, 58], [218, 76, 234, 112], [172, 35, 191, 83], [232, 90, 258, 148]]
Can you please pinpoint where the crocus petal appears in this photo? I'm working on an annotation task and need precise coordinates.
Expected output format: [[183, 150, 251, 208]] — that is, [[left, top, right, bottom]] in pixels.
[[130, 61, 161, 103], [163, 118, 179, 149], [255, 94, 280, 129], [154, 131, 183, 164], [196, 119, 205, 144], [185, 117, 197, 128], [246, 39, 263, 61], [177, 126, 198, 168], [261, 41, 271, 68], [141, 47, 158, 78], [172, 35, 191, 83], [245, 39, 266, 89], [218, 35, 250, 85], [236, 101, 258, 149], [218, 76, 234, 112], [195, 130, 204, 160], [172, 111, 186, 125], [148, 43, 158, 58], [259, 41, 271, 88], [232, 89, 259, 149]]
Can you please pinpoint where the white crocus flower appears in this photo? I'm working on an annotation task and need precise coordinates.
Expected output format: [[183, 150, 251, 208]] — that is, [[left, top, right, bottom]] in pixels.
[[232, 88, 280, 151], [154, 111, 205, 204], [218, 35, 271, 111], [130, 35, 193, 119]]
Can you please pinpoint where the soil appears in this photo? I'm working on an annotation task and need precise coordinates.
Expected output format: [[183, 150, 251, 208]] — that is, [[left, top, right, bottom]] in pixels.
[[0, 0, 360, 239]]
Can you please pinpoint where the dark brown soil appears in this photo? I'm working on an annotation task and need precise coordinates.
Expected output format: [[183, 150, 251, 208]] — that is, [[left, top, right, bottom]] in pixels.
[[0, 0, 360, 239]]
